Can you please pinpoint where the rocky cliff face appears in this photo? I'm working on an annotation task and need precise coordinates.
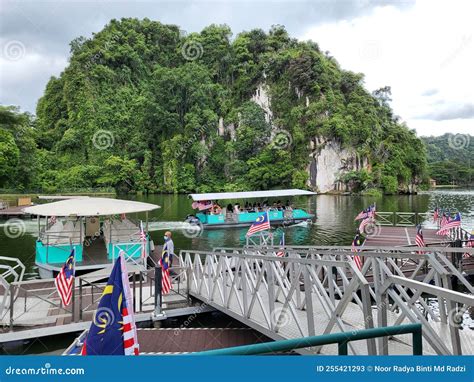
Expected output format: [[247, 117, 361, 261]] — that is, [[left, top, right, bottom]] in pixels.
[[250, 83, 370, 193], [307, 138, 369, 193]]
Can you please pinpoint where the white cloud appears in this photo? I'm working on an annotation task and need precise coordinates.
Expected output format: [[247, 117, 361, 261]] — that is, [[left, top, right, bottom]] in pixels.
[[300, 0, 474, 136]]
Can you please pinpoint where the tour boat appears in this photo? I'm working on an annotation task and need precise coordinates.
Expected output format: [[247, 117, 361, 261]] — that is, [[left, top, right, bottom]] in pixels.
[[23, 197, 159, 279], [185, 189, 316, 229]]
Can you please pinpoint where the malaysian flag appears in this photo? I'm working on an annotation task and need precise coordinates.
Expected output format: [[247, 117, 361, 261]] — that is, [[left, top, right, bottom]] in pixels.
[[440, 213, 449, 228], [436, 212, 461, 236], [54, 249, 75, 306], [139, 221, 147, 258], [354, 208, 369, 221], [463, 231, 474, 259], [160, 246, 171, 294], [246, 212, 271, 236], [415, 224, 426, 254], [120, 253, 139, 355], [433, 207, 439, 223], [81, 256, 139, 355], [351, 233, 363, 271], [276, 232, 285, 257]]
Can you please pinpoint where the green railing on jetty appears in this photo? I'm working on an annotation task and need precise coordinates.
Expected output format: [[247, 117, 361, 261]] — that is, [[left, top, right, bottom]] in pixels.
[[193, 323, 423, 356]]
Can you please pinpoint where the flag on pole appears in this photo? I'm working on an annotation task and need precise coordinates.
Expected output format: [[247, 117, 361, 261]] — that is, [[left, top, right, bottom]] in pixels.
[[354, 209, 369, 221], [415, 224, 426, 254], [439, 213, 449, 229], [54, 249, 75, 306], [463, 231, 474, 259], [351, 233, 363, 271], [160, 245, 171, 294], [276, 232, 285, 257], [119, 252, 139, 355], [433, 207, 439, 223], [436, 212, 461, 236], [139, 220, 147, 259], [81, 256, 139, 355], [246, 212, 271, 236]]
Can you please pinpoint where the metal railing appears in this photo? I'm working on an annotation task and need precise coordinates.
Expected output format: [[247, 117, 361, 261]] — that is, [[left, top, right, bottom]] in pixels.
[[194, 323, 423, 355], [191, 245, 474, 355], [375, 212, 432, 226]]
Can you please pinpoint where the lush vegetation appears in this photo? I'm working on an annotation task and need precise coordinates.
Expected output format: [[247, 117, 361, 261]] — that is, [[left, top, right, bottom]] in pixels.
[[1, 19, 428, 194], [422, 134, 473, 186]]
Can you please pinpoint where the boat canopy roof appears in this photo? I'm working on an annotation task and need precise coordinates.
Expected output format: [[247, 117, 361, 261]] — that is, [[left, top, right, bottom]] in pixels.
[[189, 189, 316, 202], [38, 195, 91, 200], [23, 197, 160, 217]]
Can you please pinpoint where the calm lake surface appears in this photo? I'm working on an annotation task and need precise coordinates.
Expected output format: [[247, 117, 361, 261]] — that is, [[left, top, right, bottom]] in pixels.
[[0, 189, 473, 278]]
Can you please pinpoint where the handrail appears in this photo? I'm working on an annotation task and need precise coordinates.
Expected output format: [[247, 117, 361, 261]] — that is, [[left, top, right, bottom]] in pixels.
[[193, 323, 423, 355]]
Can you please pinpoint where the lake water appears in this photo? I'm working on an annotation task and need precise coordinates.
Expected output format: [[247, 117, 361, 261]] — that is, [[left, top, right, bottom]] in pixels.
[[0, 189, 473, 278]]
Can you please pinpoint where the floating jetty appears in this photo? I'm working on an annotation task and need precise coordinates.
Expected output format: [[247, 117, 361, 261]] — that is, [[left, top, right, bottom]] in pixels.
[[1, 243, 473, 355]]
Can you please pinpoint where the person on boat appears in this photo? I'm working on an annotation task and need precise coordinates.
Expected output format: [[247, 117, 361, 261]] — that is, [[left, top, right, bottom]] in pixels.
[[163, 231, 175, 267], [234, 204, 240, 214], [285, 200, 291, 209], [211, 203, 222, 215]]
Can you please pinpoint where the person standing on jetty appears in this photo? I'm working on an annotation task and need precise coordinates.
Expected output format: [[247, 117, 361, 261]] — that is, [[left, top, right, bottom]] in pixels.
[[163, 231, 175, 267]]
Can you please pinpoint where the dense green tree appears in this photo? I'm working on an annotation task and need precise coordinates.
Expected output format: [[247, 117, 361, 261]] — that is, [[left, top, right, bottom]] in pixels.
[[1, 19, 430, 194]]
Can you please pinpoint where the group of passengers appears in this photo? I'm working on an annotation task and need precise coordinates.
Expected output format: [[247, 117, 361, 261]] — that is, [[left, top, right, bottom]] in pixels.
[[207, 200, 293, 215]]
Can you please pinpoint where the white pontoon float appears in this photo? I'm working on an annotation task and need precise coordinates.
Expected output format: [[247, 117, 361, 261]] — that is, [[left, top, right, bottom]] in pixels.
[[23, 197, 160, 279], [186, 189, 316, 228]]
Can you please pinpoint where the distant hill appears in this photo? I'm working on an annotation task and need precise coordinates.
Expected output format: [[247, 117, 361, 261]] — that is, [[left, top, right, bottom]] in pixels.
[[421, 133, 473, 185]]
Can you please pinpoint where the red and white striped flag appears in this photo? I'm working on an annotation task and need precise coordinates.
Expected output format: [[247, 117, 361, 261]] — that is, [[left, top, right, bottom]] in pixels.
[[463, 232, 474, 259], [436, 213, 461, 236], [54, 250, 75, 306], [120, 252, 139, 355], [160, 245, 171, 294], [351, 234, 363, 271], [246, 212, 271, 236], [415, 225, 425, 254]]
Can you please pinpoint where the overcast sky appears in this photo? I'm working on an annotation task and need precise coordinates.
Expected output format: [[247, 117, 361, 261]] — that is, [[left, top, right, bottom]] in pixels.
[[0, 0, 472, 136]]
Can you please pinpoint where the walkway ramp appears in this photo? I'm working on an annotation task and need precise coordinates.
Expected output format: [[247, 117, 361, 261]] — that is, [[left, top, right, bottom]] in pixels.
[[181, 245, 474, 355]]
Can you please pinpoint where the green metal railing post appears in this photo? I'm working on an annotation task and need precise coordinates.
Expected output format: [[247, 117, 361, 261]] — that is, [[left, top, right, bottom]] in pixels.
[[192, 323, 423, 356]]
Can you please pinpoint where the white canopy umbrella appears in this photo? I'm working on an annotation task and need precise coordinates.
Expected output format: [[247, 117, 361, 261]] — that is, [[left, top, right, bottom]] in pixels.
[[23, 197, 160, 217]]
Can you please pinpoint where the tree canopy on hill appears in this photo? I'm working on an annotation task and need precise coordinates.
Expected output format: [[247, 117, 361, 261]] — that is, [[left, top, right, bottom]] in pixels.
[[422, 134, 473, 185], [1, 19, 427, 193]]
